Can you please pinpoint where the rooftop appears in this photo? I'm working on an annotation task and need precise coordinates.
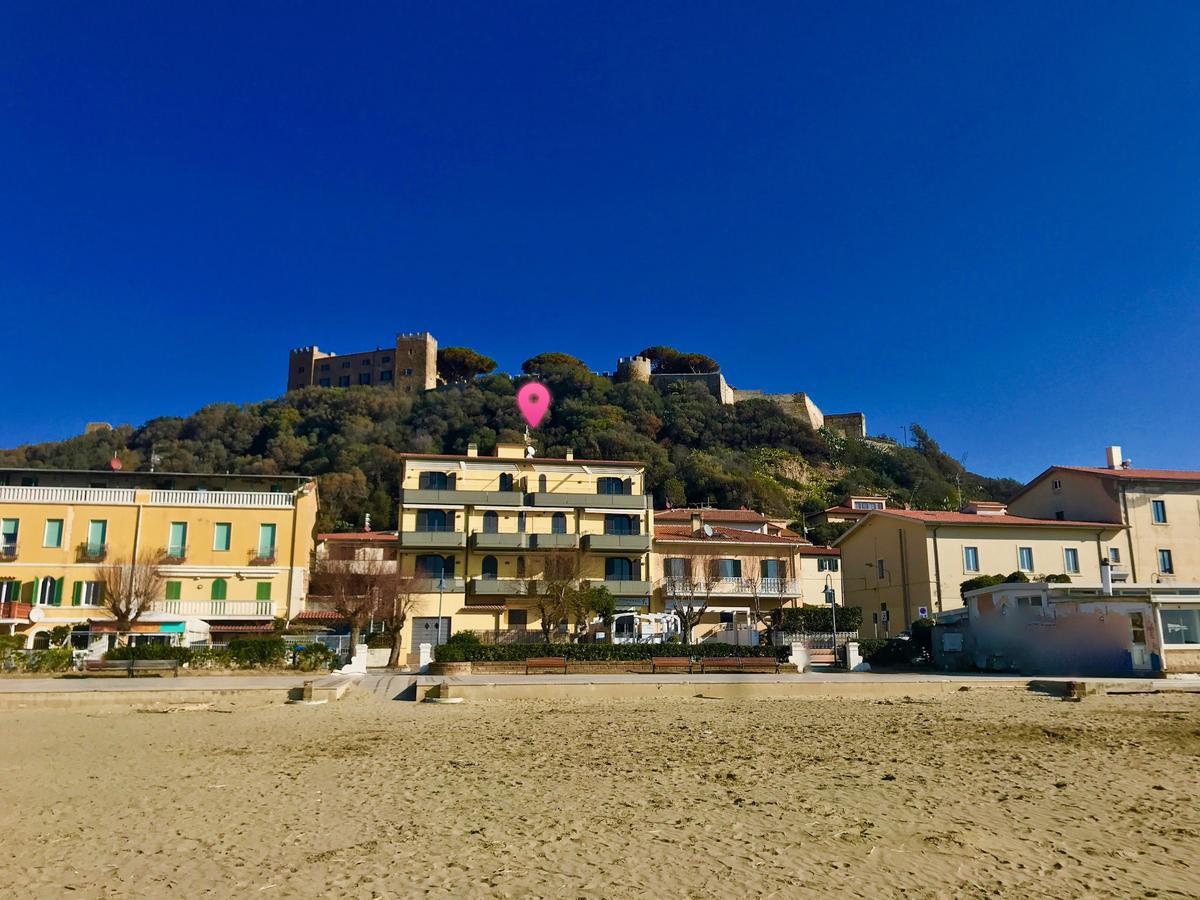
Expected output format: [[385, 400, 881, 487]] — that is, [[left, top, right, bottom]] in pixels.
[[655, 524, 838, 553], [835, 509, 1123, 544], [655, 508, 774, 524]]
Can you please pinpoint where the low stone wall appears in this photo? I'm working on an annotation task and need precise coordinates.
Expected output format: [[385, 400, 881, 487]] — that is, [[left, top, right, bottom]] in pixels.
[[1165, 647, 1200, 673], [458, 660, 798, 676]]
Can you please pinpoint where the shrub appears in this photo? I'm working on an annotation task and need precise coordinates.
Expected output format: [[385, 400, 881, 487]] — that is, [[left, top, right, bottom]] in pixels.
[[773, 605, 864, 634], [189, 647, 232, 669], [434, 642, 788, 663], [446, 631, 483, 650], [107, 644, 193, 662], [959, 574, 1005, 596], [365, 632, 393, 649], [1044, 573, 1072, 584], [1004, 571, 1030, 584], [228, 637, 287, 668], [857, 638, 888, 660], [294, 643, 337, 671], [26, 647, 74, 672]]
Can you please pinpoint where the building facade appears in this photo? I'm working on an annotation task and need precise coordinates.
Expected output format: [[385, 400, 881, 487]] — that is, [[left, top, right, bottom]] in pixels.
[[0, 468, 318, 648], [389, 443, 652, 651], [288, 332, 437, 393], [1008, 446, 1200, 584], [836, 503, 1124, 636]]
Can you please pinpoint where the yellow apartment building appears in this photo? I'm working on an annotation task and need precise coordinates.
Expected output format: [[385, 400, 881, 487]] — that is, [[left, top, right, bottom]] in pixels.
[[391, 443, 652, 649], [0, 467, 318, 649], [651, 509, 843, 640], [836, 502, 1124, 636], [1007, 446, 1200, 584]]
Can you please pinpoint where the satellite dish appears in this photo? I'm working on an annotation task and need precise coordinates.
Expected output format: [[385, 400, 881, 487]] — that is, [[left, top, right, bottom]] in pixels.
[[525, 445, 536, 458], [702, 524, 714, 538]]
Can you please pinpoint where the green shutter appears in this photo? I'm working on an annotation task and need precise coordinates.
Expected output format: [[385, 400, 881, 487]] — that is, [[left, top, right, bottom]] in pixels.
[[256, 582, 272, 601], [165, 581, 181, 601], [53, 577, 63, 606], [31, 577, 39, 605], [211, 579, 227, 601], [72, 581, 82, 606]]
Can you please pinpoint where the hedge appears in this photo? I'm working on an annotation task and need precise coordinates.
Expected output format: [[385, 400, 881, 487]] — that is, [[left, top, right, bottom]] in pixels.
[[434, 642, 788, 663], [773, 605, 864, 633]]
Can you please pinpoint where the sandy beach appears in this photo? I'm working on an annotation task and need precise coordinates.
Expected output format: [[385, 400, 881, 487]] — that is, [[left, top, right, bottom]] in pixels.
[[1, 687, 1197, 898]]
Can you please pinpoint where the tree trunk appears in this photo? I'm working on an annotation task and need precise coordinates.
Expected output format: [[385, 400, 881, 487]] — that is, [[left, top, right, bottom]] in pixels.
[[349, 622, 362, 653], [387, 625, 405, 668]]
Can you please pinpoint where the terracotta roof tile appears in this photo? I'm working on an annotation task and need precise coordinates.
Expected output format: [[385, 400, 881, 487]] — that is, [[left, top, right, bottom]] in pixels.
[[1055, 466, 1200, 482], [654, 524, 839, 554], [655, 508, 772, 524], [867, 509, 1121, 528]]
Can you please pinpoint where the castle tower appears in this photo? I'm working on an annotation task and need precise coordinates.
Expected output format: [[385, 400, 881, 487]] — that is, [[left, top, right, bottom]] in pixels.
[[287, 346, 332, 391], [395, 332, 438, 393], [616, 355, 652, 384]]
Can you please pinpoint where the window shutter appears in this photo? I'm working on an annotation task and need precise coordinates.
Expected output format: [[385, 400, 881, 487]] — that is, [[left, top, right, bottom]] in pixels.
[[72, 581, 82, 606], [96, 583, 105, 605], [31, 577, 40, 604], [256, 582, 272, 601], [53, 577, 63, 606]]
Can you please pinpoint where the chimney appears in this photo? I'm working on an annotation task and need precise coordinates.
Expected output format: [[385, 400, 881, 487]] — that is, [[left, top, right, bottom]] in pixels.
[[1105, 445, 1122, 470], [466, 443, 478, 457], [565, 449, 574, 461], [690, 511, 702, 534], [963, 500, 1007, 516], [1100, 558, 1113, 596]]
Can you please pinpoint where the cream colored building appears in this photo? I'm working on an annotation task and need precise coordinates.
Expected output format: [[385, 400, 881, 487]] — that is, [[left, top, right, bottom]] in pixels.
[[0, 468, 318, 648], [836, 502, 1123, 636], [387, 443, 651, 652], [652, 509, 842, 640], [1008, 446, 1200, 585]]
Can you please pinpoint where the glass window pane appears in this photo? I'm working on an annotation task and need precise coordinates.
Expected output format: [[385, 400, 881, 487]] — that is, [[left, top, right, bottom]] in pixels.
[[43, 519, 63, 548], [1162, 609, 1200, 644], [214, 523, 231, 551]]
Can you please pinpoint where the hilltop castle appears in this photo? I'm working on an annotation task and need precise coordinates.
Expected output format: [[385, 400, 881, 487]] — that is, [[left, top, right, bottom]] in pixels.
[[287, 333, 866, 438]]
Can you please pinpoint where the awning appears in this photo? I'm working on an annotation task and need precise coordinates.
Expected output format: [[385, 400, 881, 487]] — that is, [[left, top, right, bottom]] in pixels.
[[459, 605, 506, 612], [209, 622, 275, 634], [292, 609, 345, 623]]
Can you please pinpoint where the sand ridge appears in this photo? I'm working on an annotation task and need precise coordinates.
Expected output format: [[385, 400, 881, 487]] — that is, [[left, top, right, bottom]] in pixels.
[[0, 689, 1197, 898]]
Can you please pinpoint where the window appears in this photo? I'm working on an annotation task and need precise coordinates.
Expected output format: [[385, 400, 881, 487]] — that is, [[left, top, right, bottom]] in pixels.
[[760, 559, 785, 579], [320, 363, 331, 371], [508, 609, 527, 628], [211, 579, 227, 600], [517, 511, 526, 533], [342, 360, 351, 368], [257, 524, 277, 559], [481, 556, 498, 579], [256, 582, 272, 602], [596, 477, 627, 496], [380, 370, 392, 382], [214, 523, 231, 551], [87, 520, 107, 556], [963, 547, 979, 572], [719, 611, 734, 625], [338, 376, 350, 387], [851, 499, 884, 510], [482, 511, 498, 534], [358, 373, 371, 385], [551, 512, 567, 534], [1162, 608, 1200, 644], [416, 554, 454, 578], [817, 557, 839, 572], [417, 509, 450, 532], [1159, 549, 1174, 574], [37, 577, 62, 606], [168, 522, 188, 557], [381, 356, 391, 363], [1051, 479, 1062, 492], [402, 368, 413, 376], [1055, 511, 1065, 521], [499, 473, 514, 491], [43, 519, 63, 548], [0, 519, 18, 555], [877, 559, 886, 579], [1130, 611, 1147, 645], [362, 359, 371, 367], [713, 558, 742, 579], [1018, 547, 1034, 572], [419, 471, 451, 490], [75, 582, 102, 607], [1016, 595, 1044, 608], [604, 515, 637, 535], [538, 474, 547, 492], [1063, 547, 1080, 574], [1152, 500, 1167, 524], [0, 580, 18, 602], [516, 556, 526, 577], [605, 557, 634, 581], [1109, 547, 1121, 563], [663, 558, 690, 578], [20, 476, 38, 487], [318, 378, 331, 387], [165, 581, 181, 600]]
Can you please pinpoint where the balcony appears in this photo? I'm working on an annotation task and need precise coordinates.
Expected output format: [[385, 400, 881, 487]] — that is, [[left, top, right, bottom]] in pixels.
[[149, 490, 295, 509], [527, 492, 650, 510], [163, 545, 189, 563], [249, 548, 278, 565], [0, 543, 17, 562], [658, 577, 803, 598], [0, 602, 33, 621], [531, 533, 579, 550], [399, 529, 467, 550], [410, 576, 466, 593], [154, 599, 275, 618], [76, 542, 108, 562], [582, 533, 651, 553], [468, 577, 529, 597], [591, 579, 653, 596], [0, 486, 136, 505], [470, 533, 530, 551], [401, 488, 524, 507]]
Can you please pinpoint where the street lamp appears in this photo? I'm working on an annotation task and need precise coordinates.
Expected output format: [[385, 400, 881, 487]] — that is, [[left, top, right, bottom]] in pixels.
[[823, 575, 838, 665], [436, 574, 445, 648]]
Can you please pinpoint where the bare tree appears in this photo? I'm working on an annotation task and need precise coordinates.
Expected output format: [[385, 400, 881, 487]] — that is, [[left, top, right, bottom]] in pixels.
[[95, 549, 167, 644], [745, 568, 789, 646], [310, 557, 377, 650], [662, 555, 716, 645], [370, 564, 420, 668], [525, 549, 581, 642]]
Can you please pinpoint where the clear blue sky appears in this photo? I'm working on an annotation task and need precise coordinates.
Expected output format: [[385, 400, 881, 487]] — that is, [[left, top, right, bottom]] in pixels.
[[3, 2, 1198, 481]]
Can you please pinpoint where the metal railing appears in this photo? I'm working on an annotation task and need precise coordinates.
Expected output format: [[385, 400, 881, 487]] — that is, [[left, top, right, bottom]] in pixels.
[[164, 545, 189, 561], [249, 549, 277, 565], [77, 542, 108, 562], [149, 490, 295, 508], [465, 628, 563, 645], [659, 577, 802, 596], [773, 630, 860, 650], [0, 543, 17, 561], [156, 600, 275, 617]]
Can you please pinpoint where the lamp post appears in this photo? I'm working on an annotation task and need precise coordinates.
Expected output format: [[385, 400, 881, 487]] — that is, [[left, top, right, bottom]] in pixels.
[[436, 574, 445, 648], [823, 574, 838, 664]]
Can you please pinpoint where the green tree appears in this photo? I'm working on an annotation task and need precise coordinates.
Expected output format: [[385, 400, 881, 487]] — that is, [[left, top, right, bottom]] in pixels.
[[437, 347, 497, 383]]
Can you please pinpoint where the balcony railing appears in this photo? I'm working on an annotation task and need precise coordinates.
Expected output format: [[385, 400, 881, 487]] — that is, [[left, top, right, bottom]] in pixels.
[[468, 577, 530, 597], [398, 530, 466, 549], [470, 533, 530, 551], [0, 543, 17, 561], [591, 578, 653, 596], [163, 545, 189, 562], [658, 577, 803, 597], [401, 488, 524, 506], [0, 602, 33, 620], [77, 542, 109, 562], [0, 486, 136, 505], [249, 548, 277, 565], [149, 490, 295, 508], [530, 533, 579, 549], [527, 492, 650, 510], [155, 599, 275, 617], [410, 576, 466, 592], [582, 533, 651, 553]]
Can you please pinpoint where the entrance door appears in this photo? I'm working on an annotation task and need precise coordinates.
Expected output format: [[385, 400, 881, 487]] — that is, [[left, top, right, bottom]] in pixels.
[[1129, 612, 1151, 671], [412, 617, 451, 649]]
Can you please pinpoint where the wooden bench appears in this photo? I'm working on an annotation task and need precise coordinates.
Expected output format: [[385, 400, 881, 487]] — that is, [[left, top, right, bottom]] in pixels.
[[651, 656, 692, 674], [525, 656, 567, 675], [738, 657, 780, 674], [84, 658, 180, 677], [699, 656, 780, 674], [805, 649, 837, 667]]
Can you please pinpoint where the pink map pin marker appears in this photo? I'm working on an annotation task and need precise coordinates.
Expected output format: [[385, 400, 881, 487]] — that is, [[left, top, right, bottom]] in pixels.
[[517, 382, 552, 428]]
